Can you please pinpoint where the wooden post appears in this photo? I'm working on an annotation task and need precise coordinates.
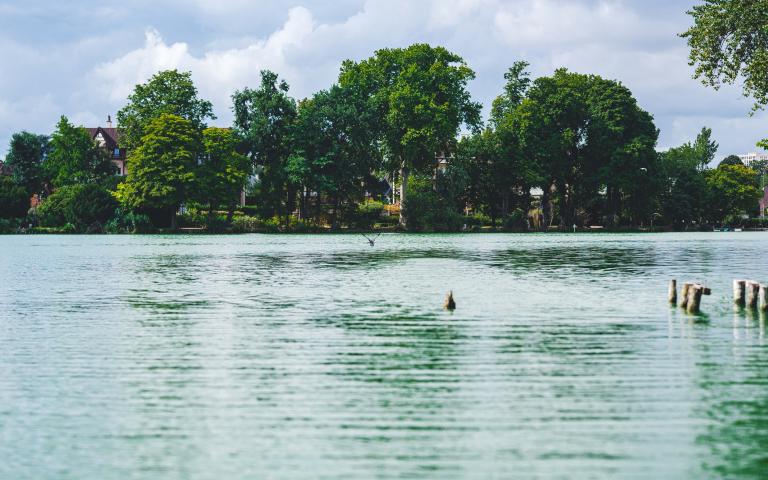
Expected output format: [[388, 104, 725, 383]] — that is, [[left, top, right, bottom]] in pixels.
[[734, 280, 746, 306], [668, 279, 677, 304], [687, 285, 704, 314], [680, 282, 692, 309], [760, 284, 768, 312], [747, 281, 761, 309], [444, 291, 456, 311]]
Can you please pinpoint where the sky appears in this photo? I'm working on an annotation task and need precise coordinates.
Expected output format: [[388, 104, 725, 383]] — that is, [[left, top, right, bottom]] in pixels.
[[0, 0, 765, 160]]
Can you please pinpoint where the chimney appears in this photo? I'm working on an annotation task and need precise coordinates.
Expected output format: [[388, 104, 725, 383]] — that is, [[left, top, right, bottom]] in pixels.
[[107, 115, 112, 128]]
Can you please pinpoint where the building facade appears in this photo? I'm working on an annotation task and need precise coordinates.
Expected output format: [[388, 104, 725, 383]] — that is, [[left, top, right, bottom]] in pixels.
[[86, 117, 127, 176], [738, 152, 768, 168]]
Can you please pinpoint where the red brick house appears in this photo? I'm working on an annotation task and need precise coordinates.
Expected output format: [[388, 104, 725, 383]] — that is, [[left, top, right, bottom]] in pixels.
[[86, 117, 127, 176]]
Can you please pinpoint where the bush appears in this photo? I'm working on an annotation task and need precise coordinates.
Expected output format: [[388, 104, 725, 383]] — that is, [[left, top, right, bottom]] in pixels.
[[346, 200, 385, 229], [503, 208, 528, 231], [105, 208, 153, 233], [402, 189, 464, 232], [0, 218, 23, 233], [36, 184, 117, 230], [0, 176, 29, 219]]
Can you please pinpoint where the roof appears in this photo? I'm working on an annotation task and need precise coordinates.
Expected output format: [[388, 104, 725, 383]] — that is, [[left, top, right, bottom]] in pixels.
[[85, 127, 122, 150]]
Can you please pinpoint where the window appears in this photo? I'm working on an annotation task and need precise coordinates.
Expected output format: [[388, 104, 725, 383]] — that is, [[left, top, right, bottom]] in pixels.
[[114, 148, 120, 158]]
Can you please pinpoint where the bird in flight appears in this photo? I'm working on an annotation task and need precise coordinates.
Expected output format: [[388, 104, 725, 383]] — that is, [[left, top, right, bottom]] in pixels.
[[361, 232, 381, 246]]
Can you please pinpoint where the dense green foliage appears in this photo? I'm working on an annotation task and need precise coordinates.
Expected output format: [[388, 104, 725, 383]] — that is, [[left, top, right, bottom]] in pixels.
[[4, 41, 765, 234], [0, 176, 29, 218], [46, 116, 116, 187], [682, 0, 768, 111], [719, 154, 744, 168], [5, 131, 48, 196]]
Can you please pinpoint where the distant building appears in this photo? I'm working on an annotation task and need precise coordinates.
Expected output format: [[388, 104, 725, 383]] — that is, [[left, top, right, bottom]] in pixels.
[[738, 152, 768, 168], [86, 116, 127, 176]]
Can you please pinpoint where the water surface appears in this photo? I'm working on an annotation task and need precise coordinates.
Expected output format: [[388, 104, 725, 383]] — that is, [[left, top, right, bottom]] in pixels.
[[1, 233, 767, 479]]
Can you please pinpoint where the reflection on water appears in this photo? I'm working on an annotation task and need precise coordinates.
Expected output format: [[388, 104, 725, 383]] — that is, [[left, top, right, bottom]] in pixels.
[[1, 233, 768, 479]]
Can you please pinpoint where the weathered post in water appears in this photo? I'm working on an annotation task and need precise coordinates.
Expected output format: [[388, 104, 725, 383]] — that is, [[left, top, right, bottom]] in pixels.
[[668, 279, 677, 304], [444, 291, 456, 311], [687, 285, 704, 314], [734, 280, 747, 306], [746, 281, 761, 309], [680, 282, 693, 309], [760, 284, 768, 312]]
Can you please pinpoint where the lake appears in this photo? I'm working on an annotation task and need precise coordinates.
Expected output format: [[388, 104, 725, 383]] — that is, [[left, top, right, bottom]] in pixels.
[[1, 233, 767, 479]]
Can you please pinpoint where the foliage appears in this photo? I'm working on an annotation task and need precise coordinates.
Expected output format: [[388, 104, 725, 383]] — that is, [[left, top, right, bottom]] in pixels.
[[681, 0, 768, 111], [705, 164, 762, 221], [46, 116, 116, 187], [117, 69, 215, 150], [197, 127, 250, 213], [232, 70, 297, 220], [346, 200, 385, 229], [718, 154, 744, 168], [401, 176, 464, 232], [115, 114, 201, 228], [36, 184, 117, 230], [0, 176, 29, 219], [339, 44, 481, 226], [5, 131, 48, 196], [104, 208, 153, 234]]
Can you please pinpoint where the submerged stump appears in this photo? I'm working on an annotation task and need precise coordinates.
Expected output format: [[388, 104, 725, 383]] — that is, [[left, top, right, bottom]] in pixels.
[[680, 282, 693, 309], [734, 280, 747, 307], [687, 285, 704, 314], [760, 284, 768, 312], [444, 291, 456, 311], [668, 279, 677, 304], [746, 281, 761, 309]]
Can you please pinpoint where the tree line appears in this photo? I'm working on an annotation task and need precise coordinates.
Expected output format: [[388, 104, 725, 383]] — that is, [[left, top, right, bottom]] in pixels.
[[0, 42, 765, 233]]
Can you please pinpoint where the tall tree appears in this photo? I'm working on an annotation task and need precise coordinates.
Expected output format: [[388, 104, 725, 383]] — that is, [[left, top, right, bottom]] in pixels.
[[115, 114, 201, 229], [288, 84, 381, 227], [232, 70, 297, 222], [339, 44, 481, 227], [705, 164, 762, 221], [5, 132, 48, 197], [197, 127, 250, 221], [117, 70, 215, 150], [681, 0, 768, 111], [46, 116, 115, 187], [718, 154, 744, 168]]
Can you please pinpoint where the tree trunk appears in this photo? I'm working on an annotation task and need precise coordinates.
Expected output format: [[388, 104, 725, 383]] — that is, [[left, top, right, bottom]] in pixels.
[[541, 183, 552, 232], [399, 165, 409, 228]]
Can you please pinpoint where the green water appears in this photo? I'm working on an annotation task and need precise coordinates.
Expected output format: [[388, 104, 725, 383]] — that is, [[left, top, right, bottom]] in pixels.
[[1, 233, 768, 479]]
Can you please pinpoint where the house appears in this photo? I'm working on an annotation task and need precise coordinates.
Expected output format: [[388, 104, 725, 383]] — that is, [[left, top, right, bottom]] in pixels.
[[86, 116, 127, 176]]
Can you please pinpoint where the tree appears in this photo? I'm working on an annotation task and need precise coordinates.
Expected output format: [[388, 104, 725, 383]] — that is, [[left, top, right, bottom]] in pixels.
[[232, 70, 297, 222], [705, 164, 762, 222], [5, 132, 48, 196], [681, 1, 768, 111], [718, 154, 744, 168], [46, 116, 115, 187], [115, 114, 201, 229], [117, 70, 214, 150], [339, 44, 481, 227], [197, 127, 250, 221], [0, 176, 29, 218], [288, 84, 381, 227]]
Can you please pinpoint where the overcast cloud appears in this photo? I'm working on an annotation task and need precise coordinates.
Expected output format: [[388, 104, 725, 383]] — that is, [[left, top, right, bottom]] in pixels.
[[0, 0, 765, 160]]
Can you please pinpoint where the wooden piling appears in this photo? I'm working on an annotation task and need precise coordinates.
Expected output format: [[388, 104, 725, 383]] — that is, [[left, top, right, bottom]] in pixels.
[[760, 284, 768, 312], [680, 282, 692, 309], [734, 280, 746, 306], [444, 291, 456, 311], [668, 279, 677, 304], [687, 285, 704, 314], [746, 281, 760, 309]]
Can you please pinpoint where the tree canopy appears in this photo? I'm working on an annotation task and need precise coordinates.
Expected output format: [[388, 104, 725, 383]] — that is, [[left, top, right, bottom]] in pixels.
[[5, 132, 48, 196], [46, 116, 115, 187]]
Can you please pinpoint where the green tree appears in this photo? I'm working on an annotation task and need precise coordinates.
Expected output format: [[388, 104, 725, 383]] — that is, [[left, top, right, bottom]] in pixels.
[[232, 70, 297, 222], [705, 164, 761, 222], [5, 132, 48, 196], [0, 176, 29, 218], [288, 84, 381, 228], [718, 154, 744, 168], [658, 145, 708, 228], [682, 1, 768, 111], [46, 116, 116, 187], [339, 44, 481, 227], [117, 70, 214, 150], [115, 114, 201, 229], [197, 127, 250, 221]]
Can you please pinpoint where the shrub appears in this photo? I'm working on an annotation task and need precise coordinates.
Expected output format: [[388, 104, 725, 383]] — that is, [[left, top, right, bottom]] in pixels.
[[0, 176, 29, 219], [105, 208, 153, 233], [402, 189, 464, 232], [503, 208, 528, 231], [66, 184, 119, 229], [346, 200, 384, 229]]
